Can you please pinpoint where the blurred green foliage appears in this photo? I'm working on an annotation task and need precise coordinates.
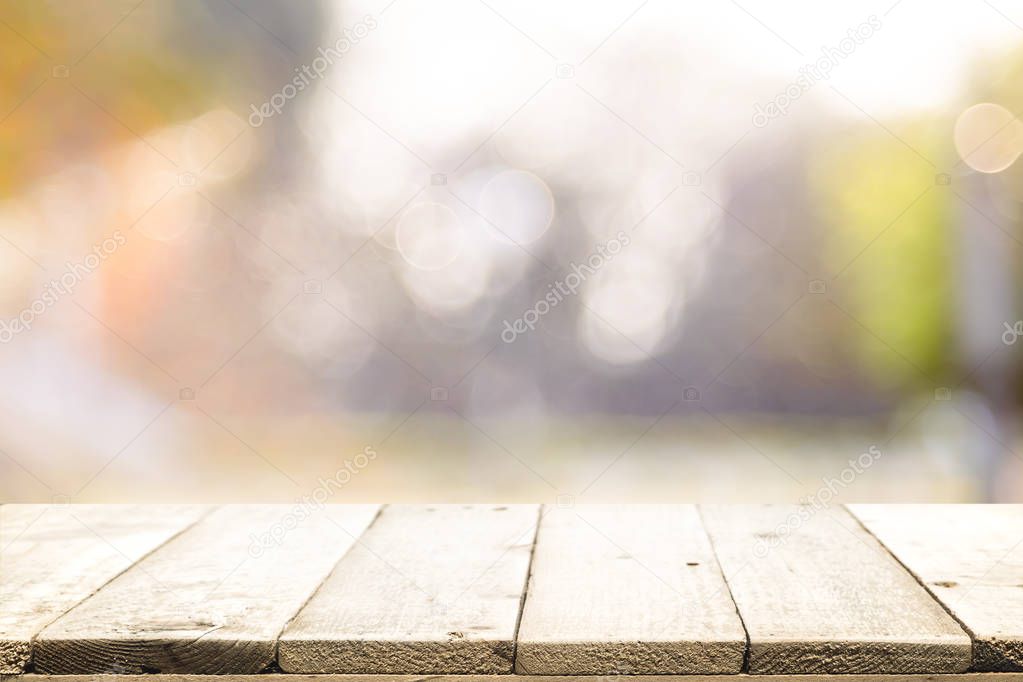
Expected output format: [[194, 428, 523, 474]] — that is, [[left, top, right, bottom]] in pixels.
[[812, 123, 955, 388]]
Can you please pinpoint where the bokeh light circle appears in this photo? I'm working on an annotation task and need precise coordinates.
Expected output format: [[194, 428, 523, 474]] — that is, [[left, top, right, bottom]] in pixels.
[[395, 202, 464, 271], [578, 255, 676, 365], [479, 170, 555, 245], [954, 103, 1023, 173]]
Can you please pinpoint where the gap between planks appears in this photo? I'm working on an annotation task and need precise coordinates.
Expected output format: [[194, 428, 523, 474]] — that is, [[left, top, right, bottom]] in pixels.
[[848, 505, 1023, 672], [6, 505, 1019, 675], [700, 505, 972, 675]]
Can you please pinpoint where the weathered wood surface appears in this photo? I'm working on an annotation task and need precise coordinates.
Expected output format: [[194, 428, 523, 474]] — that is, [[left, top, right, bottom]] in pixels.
[[850, 504, 1023, 672], [700, 504, 972, 674], [0, 505, 208, 674], [8, 675, 1023, 682], [515, 504, 745, 674], [279, 505, 538, 674], [6, 504, 1023, 676], [33, 505, 379, 675]]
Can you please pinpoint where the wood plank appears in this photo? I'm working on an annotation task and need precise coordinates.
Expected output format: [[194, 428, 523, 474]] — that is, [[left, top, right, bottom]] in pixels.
[[515, 504, 746, 675], [700, 504, 972, 674], [33, 504, 379, 675], [278, 504, 538, 674], [10, 674, 1023, 682], [0, 504, 207, 674], [850, 504, 1023, 671]]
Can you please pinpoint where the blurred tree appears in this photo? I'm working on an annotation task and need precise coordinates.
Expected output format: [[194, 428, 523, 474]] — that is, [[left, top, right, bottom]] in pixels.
[[812, 123, 955, 390], [0, 1, 324, 198]]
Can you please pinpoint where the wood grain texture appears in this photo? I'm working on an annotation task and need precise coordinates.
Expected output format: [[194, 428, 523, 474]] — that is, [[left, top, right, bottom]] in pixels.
[[515, 504, 745, 675], [0, 504, 207, 674], [278, 504, 539, 674], [700, 504, 972, 674], [33, 505, 379, 675], [10, 675, 1023, 682], [850, 504, 1023, 671]]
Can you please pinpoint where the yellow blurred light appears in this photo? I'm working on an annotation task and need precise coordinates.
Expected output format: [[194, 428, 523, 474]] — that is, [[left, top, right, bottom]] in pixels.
[[186, 109, 255, 183], [117, 141, 179, 222]]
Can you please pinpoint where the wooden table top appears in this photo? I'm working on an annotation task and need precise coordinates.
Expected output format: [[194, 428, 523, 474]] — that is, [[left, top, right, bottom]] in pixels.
[[1, 504, 1021, 677]]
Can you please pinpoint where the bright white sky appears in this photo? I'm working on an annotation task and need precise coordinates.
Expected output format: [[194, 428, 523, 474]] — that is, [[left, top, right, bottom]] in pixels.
[[308, 0, 1023, 197], [325, 0, 1023, 119]]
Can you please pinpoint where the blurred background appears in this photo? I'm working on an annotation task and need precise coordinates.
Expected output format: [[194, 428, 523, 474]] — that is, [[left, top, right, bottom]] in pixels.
[[2, 0, 1023, 503]]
